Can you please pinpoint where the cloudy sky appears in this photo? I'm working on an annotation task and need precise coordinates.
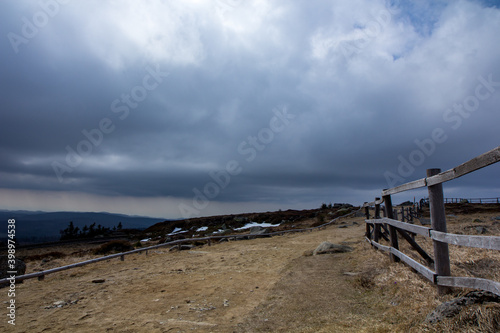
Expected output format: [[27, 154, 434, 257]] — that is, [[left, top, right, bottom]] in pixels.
[[1, 0, 500, 219]]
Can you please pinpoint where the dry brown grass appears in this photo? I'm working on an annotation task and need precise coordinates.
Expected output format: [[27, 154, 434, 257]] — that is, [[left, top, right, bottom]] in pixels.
[[3, 208, 500, 332]]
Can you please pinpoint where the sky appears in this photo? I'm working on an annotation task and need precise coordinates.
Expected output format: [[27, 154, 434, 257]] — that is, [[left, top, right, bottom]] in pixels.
[[1, 0, 500, 219]]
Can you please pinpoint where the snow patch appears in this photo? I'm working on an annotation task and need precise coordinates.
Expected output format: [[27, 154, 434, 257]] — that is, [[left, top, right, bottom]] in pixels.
[[235, 222, 280, 231], [168, 227, 187, 236]]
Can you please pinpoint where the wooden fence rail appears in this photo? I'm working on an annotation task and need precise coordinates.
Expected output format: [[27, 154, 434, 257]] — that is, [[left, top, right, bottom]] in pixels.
[[444, 197, 500, 204], [0, 209, 360, 285], [365, 145, 500, 296]]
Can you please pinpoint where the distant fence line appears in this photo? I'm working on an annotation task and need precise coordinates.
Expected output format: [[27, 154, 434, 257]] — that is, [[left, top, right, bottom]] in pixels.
[[444, 197, 500, 204], [0, 209, 359, 285], [364, 146, 500, 296]]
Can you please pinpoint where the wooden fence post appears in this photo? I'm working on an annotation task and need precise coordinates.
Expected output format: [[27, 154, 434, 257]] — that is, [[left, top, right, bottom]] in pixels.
[[374, 198, 381, 242], [364, 202, 371, 240], [427, 168, 452, 295], [383, 194, 400, 262]]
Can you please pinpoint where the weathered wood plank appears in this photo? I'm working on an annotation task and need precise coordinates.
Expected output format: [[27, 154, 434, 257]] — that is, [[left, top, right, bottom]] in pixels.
[[382, 146, 500, 193], [363, 197, 385, 207], [426, 146, 500, 186], [430, 231, 500, 250], [427, 168, 451, 295], [382, 178, 427, 196], [367, 218, 431, 237], [391, 248, 436, 282], [425, 170, 455, 187], [383, 194, 400, 263], [369, 239, 391, 252], [437, 276, 500, 296]]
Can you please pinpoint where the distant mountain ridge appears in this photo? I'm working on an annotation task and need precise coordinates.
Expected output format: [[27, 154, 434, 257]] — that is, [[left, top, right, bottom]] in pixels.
[[0, 210, 166, 243]]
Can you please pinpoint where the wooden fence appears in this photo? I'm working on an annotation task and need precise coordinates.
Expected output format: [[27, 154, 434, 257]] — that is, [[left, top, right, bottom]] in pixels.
[[365, 146, 500, 295], [444, 197, 500, 204], [0, 209, 358, 285]]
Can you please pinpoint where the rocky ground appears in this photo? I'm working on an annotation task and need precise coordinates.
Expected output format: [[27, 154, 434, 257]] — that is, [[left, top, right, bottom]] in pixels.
[[1, 204, 500, 332]]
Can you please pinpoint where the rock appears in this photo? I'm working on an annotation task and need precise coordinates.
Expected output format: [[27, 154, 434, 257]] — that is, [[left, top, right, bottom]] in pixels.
[[473, 218, 483, 223], [313, 242, 353, 255], [248, 227, 270, 239], [169, 244, 195, 251], [92, 279, 105, 283], [425, 291, 500, 324], [338, 225, 348, 229], [475, 226, 488, 234]]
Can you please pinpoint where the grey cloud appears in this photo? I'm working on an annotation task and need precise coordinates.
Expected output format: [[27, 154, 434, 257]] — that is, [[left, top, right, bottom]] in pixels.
[[0, 0, 499, 216]]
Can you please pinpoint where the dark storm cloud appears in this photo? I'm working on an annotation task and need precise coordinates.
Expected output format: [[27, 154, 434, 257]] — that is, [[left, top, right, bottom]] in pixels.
[[1, 0, 500, 217]]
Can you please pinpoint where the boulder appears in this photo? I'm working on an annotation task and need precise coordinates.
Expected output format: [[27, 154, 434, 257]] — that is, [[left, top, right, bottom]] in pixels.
[[425, 291, 500, 324], [475, 226, 488, 234], [168, 244, 195, 252], [313, 242, 353, 255], [248, 227, 270, 239]]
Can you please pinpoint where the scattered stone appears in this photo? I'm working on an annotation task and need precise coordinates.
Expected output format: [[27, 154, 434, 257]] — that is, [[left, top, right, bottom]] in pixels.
[[425, 291, 500, 324], [338, 225, 348, 229], [92, 279, 105, 283], [247, 226, 270, 239], [343, 272, 360, 276], [447, 214, 457, 218], [223, 299, 229, 307], [475, 226, 488, 234], [473, 218, 483, 223], [169, 244, 195, 251], [492, 216, 500, 221], [313, 241, 353, 255], [45, 299, 79, 309]]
